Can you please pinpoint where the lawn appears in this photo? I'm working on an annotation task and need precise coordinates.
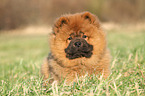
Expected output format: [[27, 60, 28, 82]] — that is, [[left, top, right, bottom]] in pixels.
[[0, 27, 145, 95]]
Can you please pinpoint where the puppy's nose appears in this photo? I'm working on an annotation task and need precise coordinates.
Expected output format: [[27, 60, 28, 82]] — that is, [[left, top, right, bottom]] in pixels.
[[74, 42, 82, 47]]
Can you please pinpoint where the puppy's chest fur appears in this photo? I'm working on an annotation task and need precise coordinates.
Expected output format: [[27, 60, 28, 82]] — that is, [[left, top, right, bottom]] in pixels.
[[46, 53, 98, 83]]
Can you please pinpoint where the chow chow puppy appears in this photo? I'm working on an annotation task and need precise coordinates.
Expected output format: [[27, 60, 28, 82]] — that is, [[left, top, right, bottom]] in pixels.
[[41, 12, 111, 85]]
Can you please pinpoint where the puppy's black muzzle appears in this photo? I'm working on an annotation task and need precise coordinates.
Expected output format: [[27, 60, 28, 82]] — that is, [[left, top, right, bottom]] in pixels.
[[65, 38, 93, 59]]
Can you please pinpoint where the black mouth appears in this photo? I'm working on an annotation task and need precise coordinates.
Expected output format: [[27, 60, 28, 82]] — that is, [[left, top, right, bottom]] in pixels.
[[65, 38, 93, 60], [65, 50, 93, 59]]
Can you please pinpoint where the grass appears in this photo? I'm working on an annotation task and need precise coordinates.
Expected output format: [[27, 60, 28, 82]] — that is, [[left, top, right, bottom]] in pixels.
[[0, 28, 145, 95]]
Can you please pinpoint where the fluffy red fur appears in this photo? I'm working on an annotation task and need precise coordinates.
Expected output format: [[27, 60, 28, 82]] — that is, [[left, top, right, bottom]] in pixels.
[[41, 12, 111, 85]]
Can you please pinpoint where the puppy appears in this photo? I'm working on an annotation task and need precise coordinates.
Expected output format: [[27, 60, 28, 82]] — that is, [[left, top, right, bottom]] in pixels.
[[41, 12, 111, 85]]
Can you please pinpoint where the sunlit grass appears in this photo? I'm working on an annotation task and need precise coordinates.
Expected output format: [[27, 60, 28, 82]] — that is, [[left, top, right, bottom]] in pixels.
[[0, 29, 145, 95]]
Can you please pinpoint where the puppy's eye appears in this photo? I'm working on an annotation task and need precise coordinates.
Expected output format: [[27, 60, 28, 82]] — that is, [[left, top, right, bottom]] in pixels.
[[82, 35, 87, 38], [68, 37, 72, 40]]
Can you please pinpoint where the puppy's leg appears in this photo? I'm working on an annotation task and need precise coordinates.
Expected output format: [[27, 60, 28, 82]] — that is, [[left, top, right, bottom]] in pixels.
[[41, 58, 50, 86]]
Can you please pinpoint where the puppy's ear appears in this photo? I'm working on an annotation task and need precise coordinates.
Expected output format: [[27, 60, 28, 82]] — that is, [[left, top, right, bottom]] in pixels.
[[53, 17, 69, 35], [82, 12, 100, 28]]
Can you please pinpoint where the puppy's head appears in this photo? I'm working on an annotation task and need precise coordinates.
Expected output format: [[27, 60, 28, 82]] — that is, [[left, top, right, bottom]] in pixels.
[[50, 12, 106, 63]]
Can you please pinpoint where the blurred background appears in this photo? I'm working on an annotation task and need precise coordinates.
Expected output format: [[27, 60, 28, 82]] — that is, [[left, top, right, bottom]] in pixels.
[[0, 0, 145, 31]]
